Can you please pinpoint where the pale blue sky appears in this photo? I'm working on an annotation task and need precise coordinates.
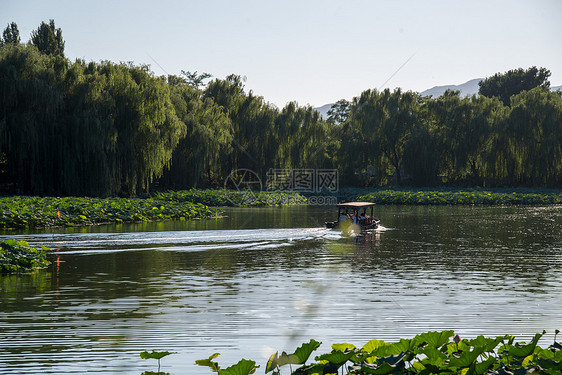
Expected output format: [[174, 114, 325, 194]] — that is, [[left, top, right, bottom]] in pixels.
[[2, 0, 561, 107]]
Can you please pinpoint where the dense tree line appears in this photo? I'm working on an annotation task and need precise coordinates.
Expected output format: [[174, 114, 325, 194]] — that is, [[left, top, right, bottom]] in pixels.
[[1, 20, 561, 197], [338, 70, 562, 188]]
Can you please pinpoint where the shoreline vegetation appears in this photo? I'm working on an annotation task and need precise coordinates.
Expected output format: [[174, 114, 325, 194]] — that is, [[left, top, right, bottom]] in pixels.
[[0, 190, 308, 230], [0, 195, 221, 230], [352, 187, 562, 205], [189, 330, 562, 375], [0, 187, 561, 231], [3, 187, 560, 274], [0, 240, 51, 273]]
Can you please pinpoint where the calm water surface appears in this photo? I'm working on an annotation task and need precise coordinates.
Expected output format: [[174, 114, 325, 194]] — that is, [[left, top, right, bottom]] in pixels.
[[1, 205, 561, 374]]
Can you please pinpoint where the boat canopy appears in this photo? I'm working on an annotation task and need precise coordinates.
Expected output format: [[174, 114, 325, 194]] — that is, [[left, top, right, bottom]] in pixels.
[[336, 202, 375, 208]]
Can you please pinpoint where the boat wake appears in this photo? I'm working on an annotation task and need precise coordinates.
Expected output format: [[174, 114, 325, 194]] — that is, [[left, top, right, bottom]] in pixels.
[[5, 227, 339, 255]]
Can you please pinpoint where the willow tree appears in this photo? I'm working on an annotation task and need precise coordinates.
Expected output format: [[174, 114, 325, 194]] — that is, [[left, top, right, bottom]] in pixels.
[[348, 88, 419, 185], [426, 90, 503, 185], [337, 118, 372, 186], [162, 79, 233, 188], [0, 42, 185, 196], [0, 44, 67, 195], [97, 62, 186, 195], [274, 102, 327, 172], [203, 74, 245, 175], [402, 97, 441, 186], [502, 87, 562, 186]]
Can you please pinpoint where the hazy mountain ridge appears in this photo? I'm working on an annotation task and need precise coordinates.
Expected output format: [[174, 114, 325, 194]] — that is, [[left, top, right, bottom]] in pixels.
[[419, 78, 483, 98], [314, 103, 333, 118], [315, 80, 562, 118]]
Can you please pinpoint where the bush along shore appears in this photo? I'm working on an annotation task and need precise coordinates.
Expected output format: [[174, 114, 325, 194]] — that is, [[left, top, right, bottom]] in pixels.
[[2, 188, 561, 230], [0, 190, 307, 230], [0, 240, 51, 273], [326, 187, 562, 205], [151, 189, 307, 207], [0, 195, 221, 230], [191, 330, 562, 375]]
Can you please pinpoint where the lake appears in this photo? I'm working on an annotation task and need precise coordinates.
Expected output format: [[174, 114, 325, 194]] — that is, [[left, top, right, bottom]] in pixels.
[[1, 205, 561, 374]]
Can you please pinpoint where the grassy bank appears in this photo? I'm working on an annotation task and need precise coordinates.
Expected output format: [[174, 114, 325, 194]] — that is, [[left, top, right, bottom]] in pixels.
[[0, 240, 51, 273]]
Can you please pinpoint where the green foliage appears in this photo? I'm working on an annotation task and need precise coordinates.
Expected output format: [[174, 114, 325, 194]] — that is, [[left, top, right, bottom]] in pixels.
[[196, 353, 221, 372], [345, 88, 419, 185], [479, 66, 551, 106], [0, 240, 51, 273], [0, 22, 20, 46], [0, 43, 186, 196], [151, 189, 307, 207], [201, 330, 561, 375], [356, 188, 562, 205], [0, 195, 221, 229], [315, 347, 359, 367], [30, 19, 65, 56], [219, 359, 259, 375], [279, 339, 322, 366], [264, 339, 321, 374], [180, 70, 212, 88], [2, 25, 562, 195], [140, 350, 175, 375], [140, 350, 175, 360], [196, 353, 259, 375], [327, 99, 351, 124]]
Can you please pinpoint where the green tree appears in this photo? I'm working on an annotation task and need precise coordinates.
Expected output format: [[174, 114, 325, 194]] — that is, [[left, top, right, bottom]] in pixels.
[[181, 70, 212, 88], [403, 97, 440, 186], [478, 66, 551, 106], [30, 19, 65, 56], [425, 90, 503, 185], [0, 22, 20, 46], [0, 44, 185, 196], [0, 44, 66, 195], [162, 80, 232, 187], [337, 119, 373, 186], [327, 99, 350, 124], [349, 88, 419, 185], [500, 87, 562, 186]]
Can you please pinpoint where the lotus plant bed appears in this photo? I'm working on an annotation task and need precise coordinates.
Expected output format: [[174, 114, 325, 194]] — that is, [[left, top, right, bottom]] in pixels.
[[354, 188, 562, 205], [192, 330, 561, 375], [0, 195, 221, 230], [151, 189, 307, 207], [0, 240, 51, 273]]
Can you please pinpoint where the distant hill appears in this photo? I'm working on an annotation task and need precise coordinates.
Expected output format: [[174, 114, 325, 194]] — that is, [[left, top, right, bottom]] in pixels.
[[314, 103, 332, 119], [315, 80, 562, 117], [420, 78, 483, 98]]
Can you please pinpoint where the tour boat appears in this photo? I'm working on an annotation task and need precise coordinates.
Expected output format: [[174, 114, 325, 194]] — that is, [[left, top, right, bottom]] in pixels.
[[325, 202, 380, 231]]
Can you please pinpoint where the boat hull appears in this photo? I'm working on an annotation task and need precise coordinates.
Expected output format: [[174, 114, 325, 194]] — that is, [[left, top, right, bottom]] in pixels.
[[325, 219, 380, 231]]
